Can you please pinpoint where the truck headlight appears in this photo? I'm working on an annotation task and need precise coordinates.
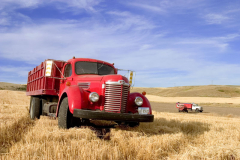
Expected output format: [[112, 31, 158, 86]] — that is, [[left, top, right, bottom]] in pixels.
[[89, 92, 99, 102], [135, 97, 143, 106]]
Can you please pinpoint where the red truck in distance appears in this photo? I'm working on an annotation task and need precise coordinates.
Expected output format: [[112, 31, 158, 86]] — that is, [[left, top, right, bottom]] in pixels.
[[26, 57, 154, 129], [176, 102, 203, 113]]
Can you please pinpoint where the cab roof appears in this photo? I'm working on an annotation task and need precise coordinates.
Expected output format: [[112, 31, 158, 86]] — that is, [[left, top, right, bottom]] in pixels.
[[67, 58, 115, 68]]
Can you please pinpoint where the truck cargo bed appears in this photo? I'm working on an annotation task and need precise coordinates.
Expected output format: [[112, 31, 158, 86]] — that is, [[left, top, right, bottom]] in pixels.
[[26, 59, 65, 96]]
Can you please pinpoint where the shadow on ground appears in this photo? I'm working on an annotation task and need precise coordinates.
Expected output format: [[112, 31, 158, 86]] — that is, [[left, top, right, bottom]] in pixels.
[[81, 124, 113, 140], [116, 117, 210, 136], [77, 115, 210, 140], [0, 116, 35, 154]]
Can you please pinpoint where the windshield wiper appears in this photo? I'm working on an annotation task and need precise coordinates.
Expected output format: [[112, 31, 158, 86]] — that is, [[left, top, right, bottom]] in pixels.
[[97, 62, 104, 70]]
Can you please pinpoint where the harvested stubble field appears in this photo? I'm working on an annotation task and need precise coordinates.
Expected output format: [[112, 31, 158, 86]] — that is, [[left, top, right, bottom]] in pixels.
[[1, 86, 240, 159]]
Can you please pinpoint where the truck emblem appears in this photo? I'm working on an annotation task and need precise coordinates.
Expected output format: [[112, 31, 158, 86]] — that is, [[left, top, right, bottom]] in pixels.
[[118, 80, 125, 84]]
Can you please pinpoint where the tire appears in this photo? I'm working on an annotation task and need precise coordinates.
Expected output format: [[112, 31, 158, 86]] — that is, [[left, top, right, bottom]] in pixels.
[[58, 97, 81, 129], [30, 96, 41, 119], [41, 98, 48, 116], [195, 108, 200, 112]]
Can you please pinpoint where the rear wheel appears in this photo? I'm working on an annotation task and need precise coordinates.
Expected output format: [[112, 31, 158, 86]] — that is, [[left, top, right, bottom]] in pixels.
[[41, 98, 48, 116], [58, 97, 81, 129], [30, 96, 41, 119]]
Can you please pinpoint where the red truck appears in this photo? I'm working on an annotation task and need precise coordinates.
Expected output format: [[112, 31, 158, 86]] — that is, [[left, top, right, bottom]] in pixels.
[[26, 57, 154, 129], [176, 102, 203, 113]]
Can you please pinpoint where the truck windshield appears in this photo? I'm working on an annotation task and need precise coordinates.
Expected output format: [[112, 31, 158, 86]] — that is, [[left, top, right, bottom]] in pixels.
[[75, 61, 115, 75]]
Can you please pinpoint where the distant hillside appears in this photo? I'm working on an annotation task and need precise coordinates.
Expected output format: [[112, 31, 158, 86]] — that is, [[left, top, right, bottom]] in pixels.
[[1, 82, 240, 97], [0, 82, 27, 91], [131, 85, 240, 97]]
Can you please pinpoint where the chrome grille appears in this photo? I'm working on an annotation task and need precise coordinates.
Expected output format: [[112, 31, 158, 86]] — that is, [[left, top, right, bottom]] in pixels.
[[104, 81, 129, 113], [78, 83, 90, 89]]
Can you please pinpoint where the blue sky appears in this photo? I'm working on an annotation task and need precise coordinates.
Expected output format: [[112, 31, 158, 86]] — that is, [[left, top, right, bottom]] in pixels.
[[0, 0, 240, 87]]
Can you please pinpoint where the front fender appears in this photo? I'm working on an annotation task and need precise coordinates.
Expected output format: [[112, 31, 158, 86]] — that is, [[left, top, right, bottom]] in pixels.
[[57, 85, 88, 116], [126, 92, 152, 114]]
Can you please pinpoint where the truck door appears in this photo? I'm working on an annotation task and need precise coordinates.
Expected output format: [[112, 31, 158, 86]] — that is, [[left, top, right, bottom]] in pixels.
[[60, 63, 72, 92]]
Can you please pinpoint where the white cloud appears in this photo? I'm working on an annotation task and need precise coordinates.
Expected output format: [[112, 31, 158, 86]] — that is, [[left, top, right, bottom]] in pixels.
[[175, 34, 239, 52], [0, 12, 10, 26], [127, 3, 165, 13], [0, 11, 33, 27], [0, 0, 102, 13], [0, 15, 238, 87], [0, 66, 30, 77], [0, 17, 9, 25], [55, 0, 101, 12], [139, 44, 152, 50], [135, 62, 240, 87], [125, 0, 205, 13], [107, 11, 156, 31], [204, 13, 230, 25], [0, 0, 41, 10], [0, 0, 239, 87], [0, 12, 156, 64]]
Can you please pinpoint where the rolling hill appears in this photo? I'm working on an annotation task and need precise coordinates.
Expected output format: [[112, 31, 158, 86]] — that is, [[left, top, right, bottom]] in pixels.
[[131, 85, 240, 97]]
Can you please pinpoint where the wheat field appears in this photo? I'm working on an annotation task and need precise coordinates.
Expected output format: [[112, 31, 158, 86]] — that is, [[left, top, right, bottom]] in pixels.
[[1, 90, 240, 160]]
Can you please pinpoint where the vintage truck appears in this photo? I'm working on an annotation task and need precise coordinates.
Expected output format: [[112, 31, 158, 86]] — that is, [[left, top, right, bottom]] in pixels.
[[176, 102, 203, 113], [26, 57, 154, 129]]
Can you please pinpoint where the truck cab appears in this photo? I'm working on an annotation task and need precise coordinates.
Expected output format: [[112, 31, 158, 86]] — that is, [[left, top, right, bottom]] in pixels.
[[27, 58, 154, 129], [192, 103, 203, 112]]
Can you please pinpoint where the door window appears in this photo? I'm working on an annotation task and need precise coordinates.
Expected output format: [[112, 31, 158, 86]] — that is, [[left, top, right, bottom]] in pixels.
[[64, 64, 72, 77]]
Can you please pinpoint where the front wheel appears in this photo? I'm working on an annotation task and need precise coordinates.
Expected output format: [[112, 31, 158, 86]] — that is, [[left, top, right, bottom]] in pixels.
[[30, 96, 41, 120], [195, 108, 200, 112], [58, 97, 81, 129]]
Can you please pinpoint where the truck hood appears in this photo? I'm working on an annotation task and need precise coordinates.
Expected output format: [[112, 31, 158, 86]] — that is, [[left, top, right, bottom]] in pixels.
[[76, 74, 129, 83], [101, 75, 129, 83], [76, 75, 104, 81]]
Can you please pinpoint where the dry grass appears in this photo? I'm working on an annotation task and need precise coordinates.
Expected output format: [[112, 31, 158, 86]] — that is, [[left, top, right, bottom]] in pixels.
[[0, 82, 26, 91], [199, 103, 240, 108], [1, 90, 240, 159], [131, 85, 240, 97]]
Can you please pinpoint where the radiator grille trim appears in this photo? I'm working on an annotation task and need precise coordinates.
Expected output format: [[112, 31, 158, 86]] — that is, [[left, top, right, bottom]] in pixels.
[[104, 81, 129, 113]]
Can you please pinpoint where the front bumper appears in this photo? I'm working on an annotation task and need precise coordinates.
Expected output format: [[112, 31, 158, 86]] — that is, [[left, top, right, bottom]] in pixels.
[[73, 109, 154, 122]]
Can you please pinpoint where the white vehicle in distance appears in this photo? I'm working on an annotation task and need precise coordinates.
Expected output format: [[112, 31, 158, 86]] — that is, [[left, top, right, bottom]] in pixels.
[[191, 103, 203, 112]]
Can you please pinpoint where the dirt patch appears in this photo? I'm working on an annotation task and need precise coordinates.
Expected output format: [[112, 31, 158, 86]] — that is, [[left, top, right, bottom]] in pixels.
[[146, 95, 240, 105]]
